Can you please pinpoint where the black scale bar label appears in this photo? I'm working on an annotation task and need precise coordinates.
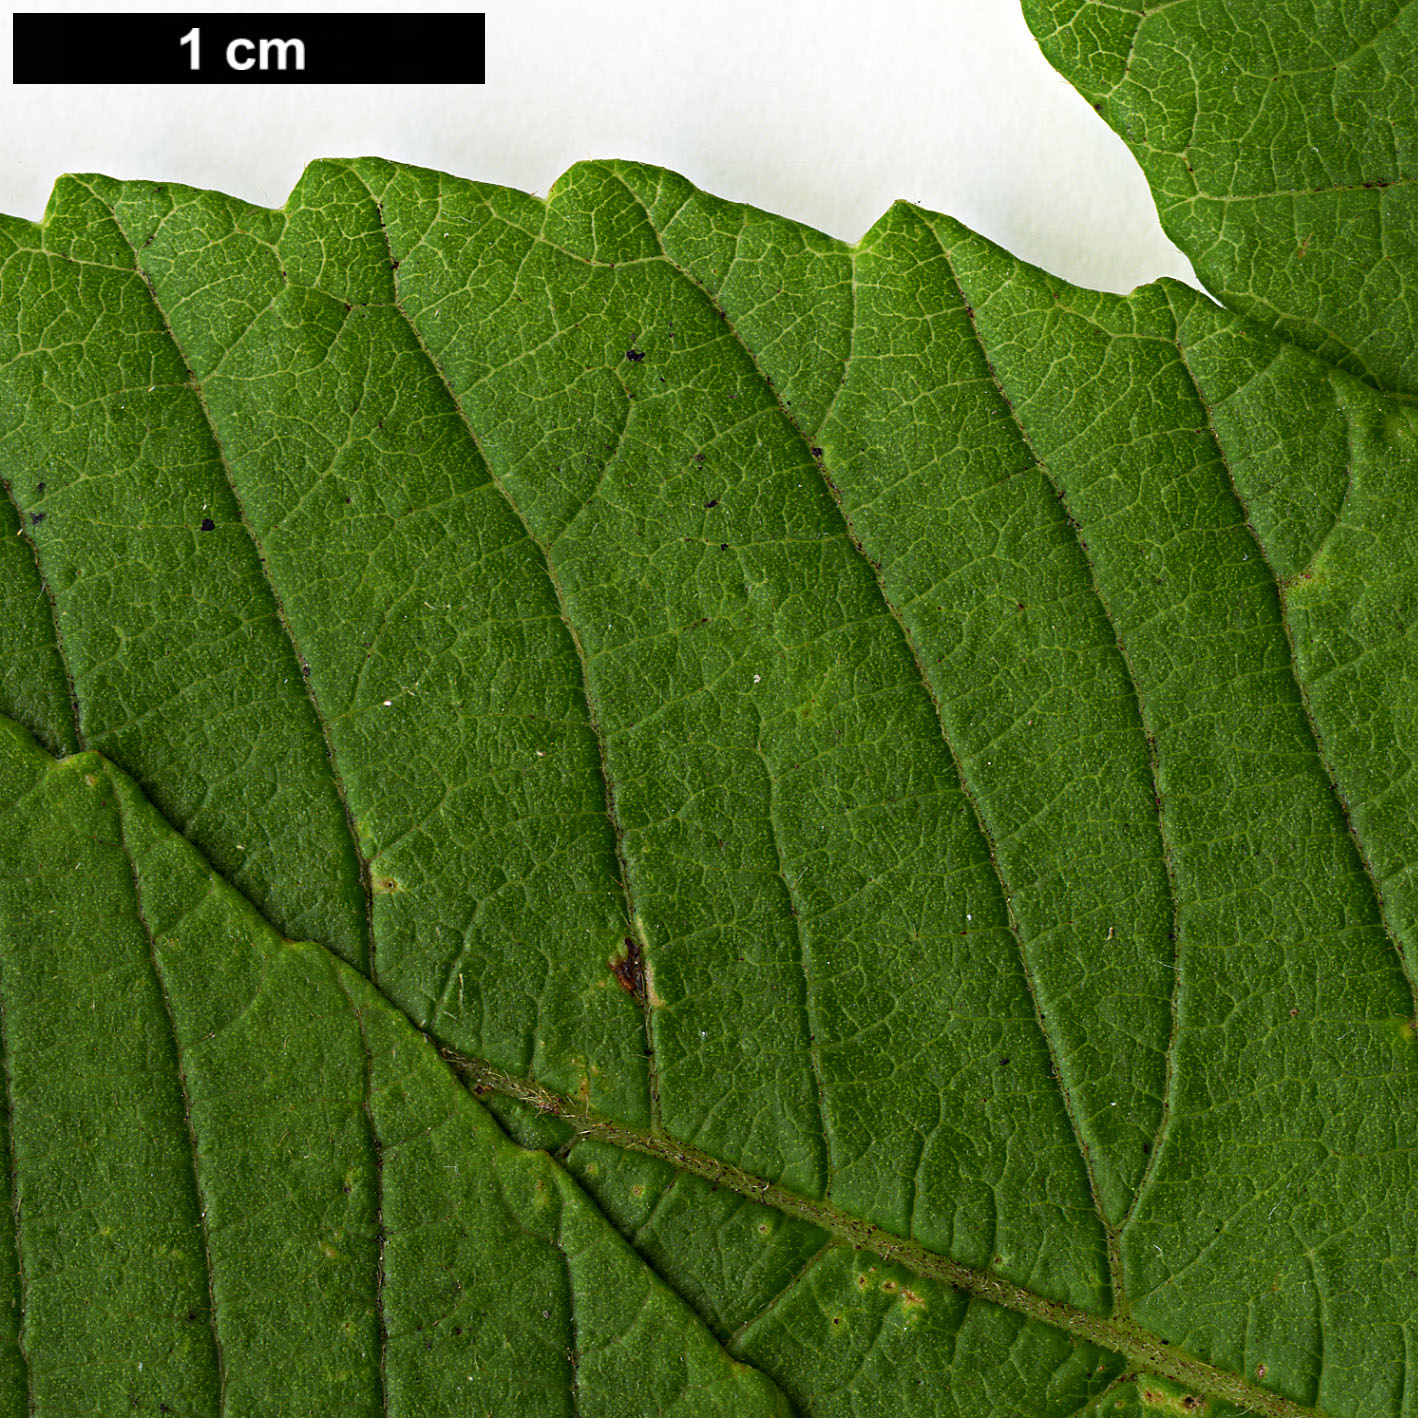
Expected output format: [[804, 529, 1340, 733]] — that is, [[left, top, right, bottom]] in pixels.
[[13, 12, 485, 83]]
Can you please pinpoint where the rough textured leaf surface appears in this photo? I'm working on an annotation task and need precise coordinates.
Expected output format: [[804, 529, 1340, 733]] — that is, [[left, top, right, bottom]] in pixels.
[[2, 11, 1418, 1415], [1024, 0, 1418, 400], [0, 719, 787, 1417]]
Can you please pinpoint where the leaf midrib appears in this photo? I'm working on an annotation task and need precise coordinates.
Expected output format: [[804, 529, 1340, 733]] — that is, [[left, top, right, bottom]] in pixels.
[[34, 165, 1395, 1418], [446, 1049, 1325, 1418], [91, 162, 1185, 1328], [10, 711, 1333, 1418]]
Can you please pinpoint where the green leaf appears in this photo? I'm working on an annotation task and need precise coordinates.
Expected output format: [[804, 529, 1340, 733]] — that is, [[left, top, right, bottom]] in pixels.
[[1023, 0, 1418, 401], [0, 716, 788, 1416], [2, 11, 1418, 1414]]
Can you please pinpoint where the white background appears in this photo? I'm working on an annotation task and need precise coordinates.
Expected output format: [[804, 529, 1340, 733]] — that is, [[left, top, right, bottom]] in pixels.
[[2, 0, 1197, 294]]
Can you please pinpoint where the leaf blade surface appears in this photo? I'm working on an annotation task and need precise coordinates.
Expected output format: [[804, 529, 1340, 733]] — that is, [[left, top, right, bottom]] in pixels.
[[0, 141, 1416, 1417], [0, 717, 790, 1417]]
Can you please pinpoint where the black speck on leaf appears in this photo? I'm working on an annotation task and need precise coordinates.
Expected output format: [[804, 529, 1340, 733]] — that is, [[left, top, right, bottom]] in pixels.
[[28, 512, 44, 526], [626, 348, 646, 362], [705, 500, 718, 509], [810, 447, 823, 458], [200, 518, 215, 532]]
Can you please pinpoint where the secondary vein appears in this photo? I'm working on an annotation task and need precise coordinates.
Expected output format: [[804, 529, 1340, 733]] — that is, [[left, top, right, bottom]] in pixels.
[[113, 770, 228, 1417], [608, 170, 1097, 1245], [1169, 318, 1418, 1019], [332, 972, 390, 1418], [84, 181, 379, 983], [0, 474, 83, 757], [0, 920, 33, 1416], [348, 167, 662, 1123], [930, 226, 1183, 1294]]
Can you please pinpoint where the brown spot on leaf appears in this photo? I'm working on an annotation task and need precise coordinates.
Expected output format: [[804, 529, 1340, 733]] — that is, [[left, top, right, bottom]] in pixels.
[[610, 937, 645, 1001]]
